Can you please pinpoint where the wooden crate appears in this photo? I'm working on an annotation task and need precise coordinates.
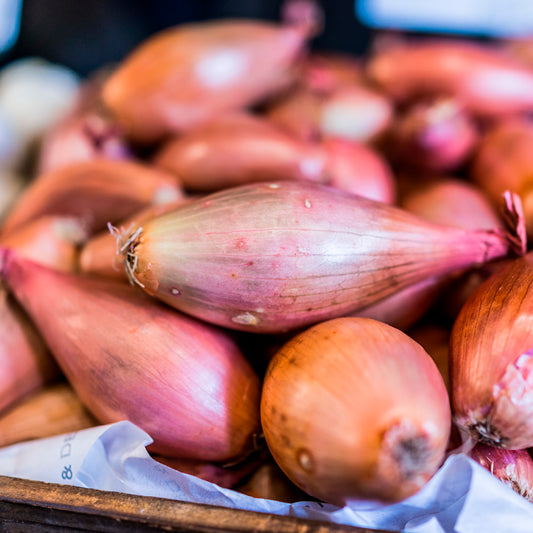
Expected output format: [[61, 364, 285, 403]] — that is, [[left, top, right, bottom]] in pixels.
[[0, 475, 395, 532]]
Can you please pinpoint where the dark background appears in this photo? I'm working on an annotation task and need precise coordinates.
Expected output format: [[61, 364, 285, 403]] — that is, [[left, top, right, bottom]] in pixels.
[[0, 0, 373, 76]]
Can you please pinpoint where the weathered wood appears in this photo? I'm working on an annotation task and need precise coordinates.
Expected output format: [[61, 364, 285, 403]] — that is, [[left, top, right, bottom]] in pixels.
[[0, 476, 396, 532]]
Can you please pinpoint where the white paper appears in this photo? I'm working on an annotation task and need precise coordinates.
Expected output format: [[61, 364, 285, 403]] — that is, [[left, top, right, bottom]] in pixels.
[[1, 421, 533, 533]]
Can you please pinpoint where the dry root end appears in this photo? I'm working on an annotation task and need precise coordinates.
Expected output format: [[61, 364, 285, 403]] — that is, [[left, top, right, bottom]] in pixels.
[[467, 418, 506, 448], [107, 222, 145, 289]]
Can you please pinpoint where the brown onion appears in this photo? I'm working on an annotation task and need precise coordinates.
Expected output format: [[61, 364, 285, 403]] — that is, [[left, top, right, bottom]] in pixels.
[[119, 180, 524, 334], [451, 252, 533, 449], [0, 248, 261, 461], [261, 317, 451, 504], [102, 18, 314, 143], [469, 443, 533, 502], [366, 39, 533, 117], [153, 112, 327, 192], [1, 159, 184, 236], [0, 381, 97, 447]]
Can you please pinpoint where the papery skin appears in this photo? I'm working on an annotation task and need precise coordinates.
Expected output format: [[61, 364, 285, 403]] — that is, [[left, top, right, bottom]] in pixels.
[[0, 287, 59, 414], [261, 317, 451, 504], [0, 159, 184, 236], [0, 249, 261, 461], [102, 19, 311, 143], [123, 180, 521, 334], [469, 443, 533, 502], [451, 253, 533, 449], [471, 117, 533, 238], [367, 40, 533, 117], [153, 113, 327, 192]]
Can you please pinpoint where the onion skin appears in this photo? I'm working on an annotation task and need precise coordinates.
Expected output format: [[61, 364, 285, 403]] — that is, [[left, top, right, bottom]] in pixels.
[[0, 287, 59, 414], [260, 317, 451, 504], [450, 252, 533, 449], [122, 180, 524, 334], [386, 98, 478, 172], [322, 138, 396, 203], [102, 19, 311, 143], [0, 215, 87, 272], [400, 178, 504, 231], [37, 68, 131, 174], [79, 199, 192, 280], [470, 117, 533, 238], [0, 249, 261, 461], [153, 113, 327, 192], [0, 381, 97, 448], [469, 444, 533, 502], [0, 159, 184, 236], [367, 40, 533, 117]]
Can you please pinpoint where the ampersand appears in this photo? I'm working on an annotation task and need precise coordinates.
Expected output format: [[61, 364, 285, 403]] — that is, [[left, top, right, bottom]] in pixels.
[[61, 465, 73, 480]]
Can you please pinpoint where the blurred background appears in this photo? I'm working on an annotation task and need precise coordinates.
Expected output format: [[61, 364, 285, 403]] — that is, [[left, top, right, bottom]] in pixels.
[[0, 0, 373, 76]]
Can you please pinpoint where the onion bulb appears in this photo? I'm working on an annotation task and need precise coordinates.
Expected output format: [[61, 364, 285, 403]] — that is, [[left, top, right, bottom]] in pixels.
[[469, 443, 533, 502], [260, 317, 451, 504], [451, 252, 533, 449], [0, 248, 261, 461], [117, 180, 524, 334]]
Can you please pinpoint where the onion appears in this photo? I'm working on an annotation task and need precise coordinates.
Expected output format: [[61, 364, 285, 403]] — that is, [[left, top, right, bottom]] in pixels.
[[118, 180, 525, 334], [385, 97, 478, 172], [322, 138, 396, 203], [0, 248, 261, 461], [469, 443, 533, 502], [0, 159, 184, 236], [470, 117, 533, 237], [235, 457, 310, 502], [0, 215, 87, 271], [102, 17, 314, 143], [450, 252, 533, 449], [0, 287, 59, 415], [153, 112, 327, 192], [0, 381, 97, 448], [260, 317, 451, 504], [37, 68, 131, 174], [400, 178, 505, 231], [366, 39, 533, 117], [152, 450, 265, 489], [303, 52, 362, 94], [79, 200, 192, 280]]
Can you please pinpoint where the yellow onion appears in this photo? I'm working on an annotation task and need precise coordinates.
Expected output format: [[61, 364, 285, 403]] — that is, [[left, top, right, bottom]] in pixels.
[[0, 381, 97, 448], [0, 248, 261, 461], [119, 180, 524, 334], [1, 159, 184, 236], [469, 443, 533, 502], [0, 287, 59, 415], [450, 252, 533, 449], [261, 317, 451, 504], [0, 215, 87, 272]]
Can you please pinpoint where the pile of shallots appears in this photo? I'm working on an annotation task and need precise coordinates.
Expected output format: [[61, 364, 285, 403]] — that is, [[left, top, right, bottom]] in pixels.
[[4, 3, 533, 507]]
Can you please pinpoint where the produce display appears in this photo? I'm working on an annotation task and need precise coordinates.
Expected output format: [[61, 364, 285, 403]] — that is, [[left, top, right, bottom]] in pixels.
[[3, 1, 533, 515]]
